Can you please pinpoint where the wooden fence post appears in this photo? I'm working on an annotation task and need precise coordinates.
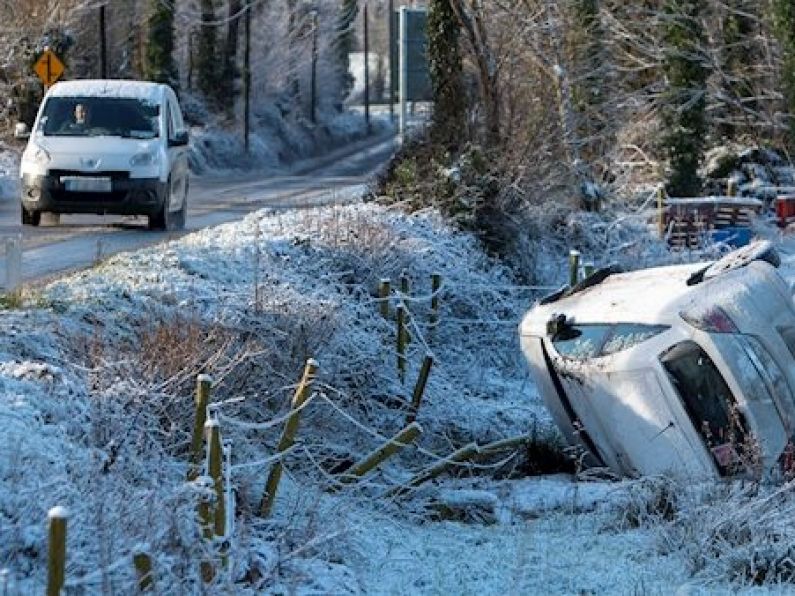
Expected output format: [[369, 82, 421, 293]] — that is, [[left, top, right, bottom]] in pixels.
[[406, 354, 433, 424], [727, 178, 737, 197], [47, 506, 68, 596], [196, 476, 215, 583], [259, 359, 318, 517], [206, 420, 225, 539], [189, 375, 213, 480], [388, 442, 480, 497], [568, 250, 580, 287], [333, 422, 423, 488], [133, 550, 154, 592], [378, 278, 390, 318], [657, 186, 666, 239], [399, 270, 410, 299], [396, 305, 406, 383]]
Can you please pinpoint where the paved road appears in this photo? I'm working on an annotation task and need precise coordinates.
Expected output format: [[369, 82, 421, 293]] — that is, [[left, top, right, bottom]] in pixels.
[[0, 133, 397, 286]]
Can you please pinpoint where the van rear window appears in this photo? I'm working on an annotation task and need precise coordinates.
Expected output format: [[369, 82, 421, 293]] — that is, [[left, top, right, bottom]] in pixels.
[[552, 323, 669, 360]]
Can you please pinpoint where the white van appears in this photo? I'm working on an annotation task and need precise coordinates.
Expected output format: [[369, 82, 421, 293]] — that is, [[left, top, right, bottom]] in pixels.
[[519, 242, 795, 480], [18, 80, 189, 230]]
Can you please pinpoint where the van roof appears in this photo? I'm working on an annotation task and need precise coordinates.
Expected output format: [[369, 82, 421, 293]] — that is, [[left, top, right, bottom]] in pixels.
[[523, 261, 781, 331], [46, 80, 169, 104]]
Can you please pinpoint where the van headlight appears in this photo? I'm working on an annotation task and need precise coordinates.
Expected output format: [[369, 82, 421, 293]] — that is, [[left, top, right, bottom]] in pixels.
[[130, 151, 159, 167]]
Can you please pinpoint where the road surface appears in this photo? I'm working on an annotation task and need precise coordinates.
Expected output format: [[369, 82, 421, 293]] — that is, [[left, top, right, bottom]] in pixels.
[[0, 132, 397, 286]]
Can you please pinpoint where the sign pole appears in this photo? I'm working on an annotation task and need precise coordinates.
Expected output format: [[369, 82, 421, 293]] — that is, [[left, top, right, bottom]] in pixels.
[[399, 7, 408, 143], [364, 2, 371, 134], [388, 0, 395, 122]]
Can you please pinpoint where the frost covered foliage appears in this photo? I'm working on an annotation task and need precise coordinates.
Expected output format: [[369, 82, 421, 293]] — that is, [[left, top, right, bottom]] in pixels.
[[0, 202, 552, 592], [378, 142, 686, 284], [656, 481, 795, 587], [185, 94, 388, 174]]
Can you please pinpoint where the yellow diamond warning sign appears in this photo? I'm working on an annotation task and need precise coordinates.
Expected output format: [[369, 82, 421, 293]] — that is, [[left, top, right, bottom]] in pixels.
[[33, 49, 65, 87]]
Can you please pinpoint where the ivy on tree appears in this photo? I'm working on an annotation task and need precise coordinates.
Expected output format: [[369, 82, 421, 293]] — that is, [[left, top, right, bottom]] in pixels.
[[428, 0, 467, 151], [773, 0, 795, 147], [144, 0, 178, 88], [661, 0, 707, 197]]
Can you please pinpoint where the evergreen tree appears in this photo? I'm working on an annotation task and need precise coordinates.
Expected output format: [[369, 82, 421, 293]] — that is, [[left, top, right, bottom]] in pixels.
[[661, 0, 708, 197], [144, 0, 178, 87], [197, 0, 220, 107], [772, 0, 795, 146], [427, 0, 466, 150], [334, 0, 359, 102]]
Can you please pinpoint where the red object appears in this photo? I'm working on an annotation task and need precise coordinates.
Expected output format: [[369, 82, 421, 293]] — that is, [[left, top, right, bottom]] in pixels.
[[777, 195, 795, 227]]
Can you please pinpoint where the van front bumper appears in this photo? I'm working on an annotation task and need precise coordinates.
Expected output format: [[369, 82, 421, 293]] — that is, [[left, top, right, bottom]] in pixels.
[[21, 172, 167, 216]]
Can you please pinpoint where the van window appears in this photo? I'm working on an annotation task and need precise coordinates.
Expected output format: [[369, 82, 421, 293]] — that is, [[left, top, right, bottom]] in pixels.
[[552, 323, 668, 360], [166, 101, 178, 141], [39, 96, 160, 139], [661, 340, 747, 474], [740, 336, 793, 406]]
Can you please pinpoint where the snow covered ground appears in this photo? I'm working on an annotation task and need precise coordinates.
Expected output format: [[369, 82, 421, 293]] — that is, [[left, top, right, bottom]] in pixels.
[[3, 190, 795, 593]]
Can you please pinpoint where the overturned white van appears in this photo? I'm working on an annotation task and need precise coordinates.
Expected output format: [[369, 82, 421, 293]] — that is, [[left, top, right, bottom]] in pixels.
[[519, 242, 795, 479]]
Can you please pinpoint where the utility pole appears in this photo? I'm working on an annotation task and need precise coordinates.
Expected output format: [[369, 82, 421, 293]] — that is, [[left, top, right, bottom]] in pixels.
[[388, 0, 395, 122], [310, 10, 318, 124], [399, 6, 408, 141], [244, 6, 251, 152], [99, 3, 107, 78], [364, 2, 371, 133]]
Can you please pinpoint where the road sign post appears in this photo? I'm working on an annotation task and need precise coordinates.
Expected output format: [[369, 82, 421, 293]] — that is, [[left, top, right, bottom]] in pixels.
[[34, 49, 65, 89]]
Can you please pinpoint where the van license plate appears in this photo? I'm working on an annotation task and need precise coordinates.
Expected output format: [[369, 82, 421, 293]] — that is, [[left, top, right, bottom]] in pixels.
[[62, 177, 112, 193]]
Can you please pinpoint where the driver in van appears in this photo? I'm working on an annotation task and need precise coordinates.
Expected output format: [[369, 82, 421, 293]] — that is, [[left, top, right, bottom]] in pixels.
[[60, 103, 88, 133]]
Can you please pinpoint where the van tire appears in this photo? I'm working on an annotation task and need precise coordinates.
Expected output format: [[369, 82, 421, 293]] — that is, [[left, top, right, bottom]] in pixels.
[[22, 207, 40, 227], [148, 178, 180, 231], [172, 180, 187, 231]]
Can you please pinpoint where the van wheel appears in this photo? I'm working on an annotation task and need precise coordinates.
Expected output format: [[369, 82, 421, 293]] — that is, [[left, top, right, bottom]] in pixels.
[[149, 179, 175, 231], [172, 181, 187, 231], [22, 207, 41, 226]]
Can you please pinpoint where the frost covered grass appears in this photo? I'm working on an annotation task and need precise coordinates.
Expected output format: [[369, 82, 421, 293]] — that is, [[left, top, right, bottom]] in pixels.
[[0, 200, 560, 592], [5, 195, 795, 592]]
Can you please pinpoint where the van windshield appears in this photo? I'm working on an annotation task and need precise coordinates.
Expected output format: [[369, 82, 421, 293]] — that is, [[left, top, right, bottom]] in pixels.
[[39, 96, 160, 139]]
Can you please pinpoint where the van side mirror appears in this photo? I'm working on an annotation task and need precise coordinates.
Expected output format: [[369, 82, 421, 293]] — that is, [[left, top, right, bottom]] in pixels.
[[14, 122, 29, 140], [169, 130, 189, 147]]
